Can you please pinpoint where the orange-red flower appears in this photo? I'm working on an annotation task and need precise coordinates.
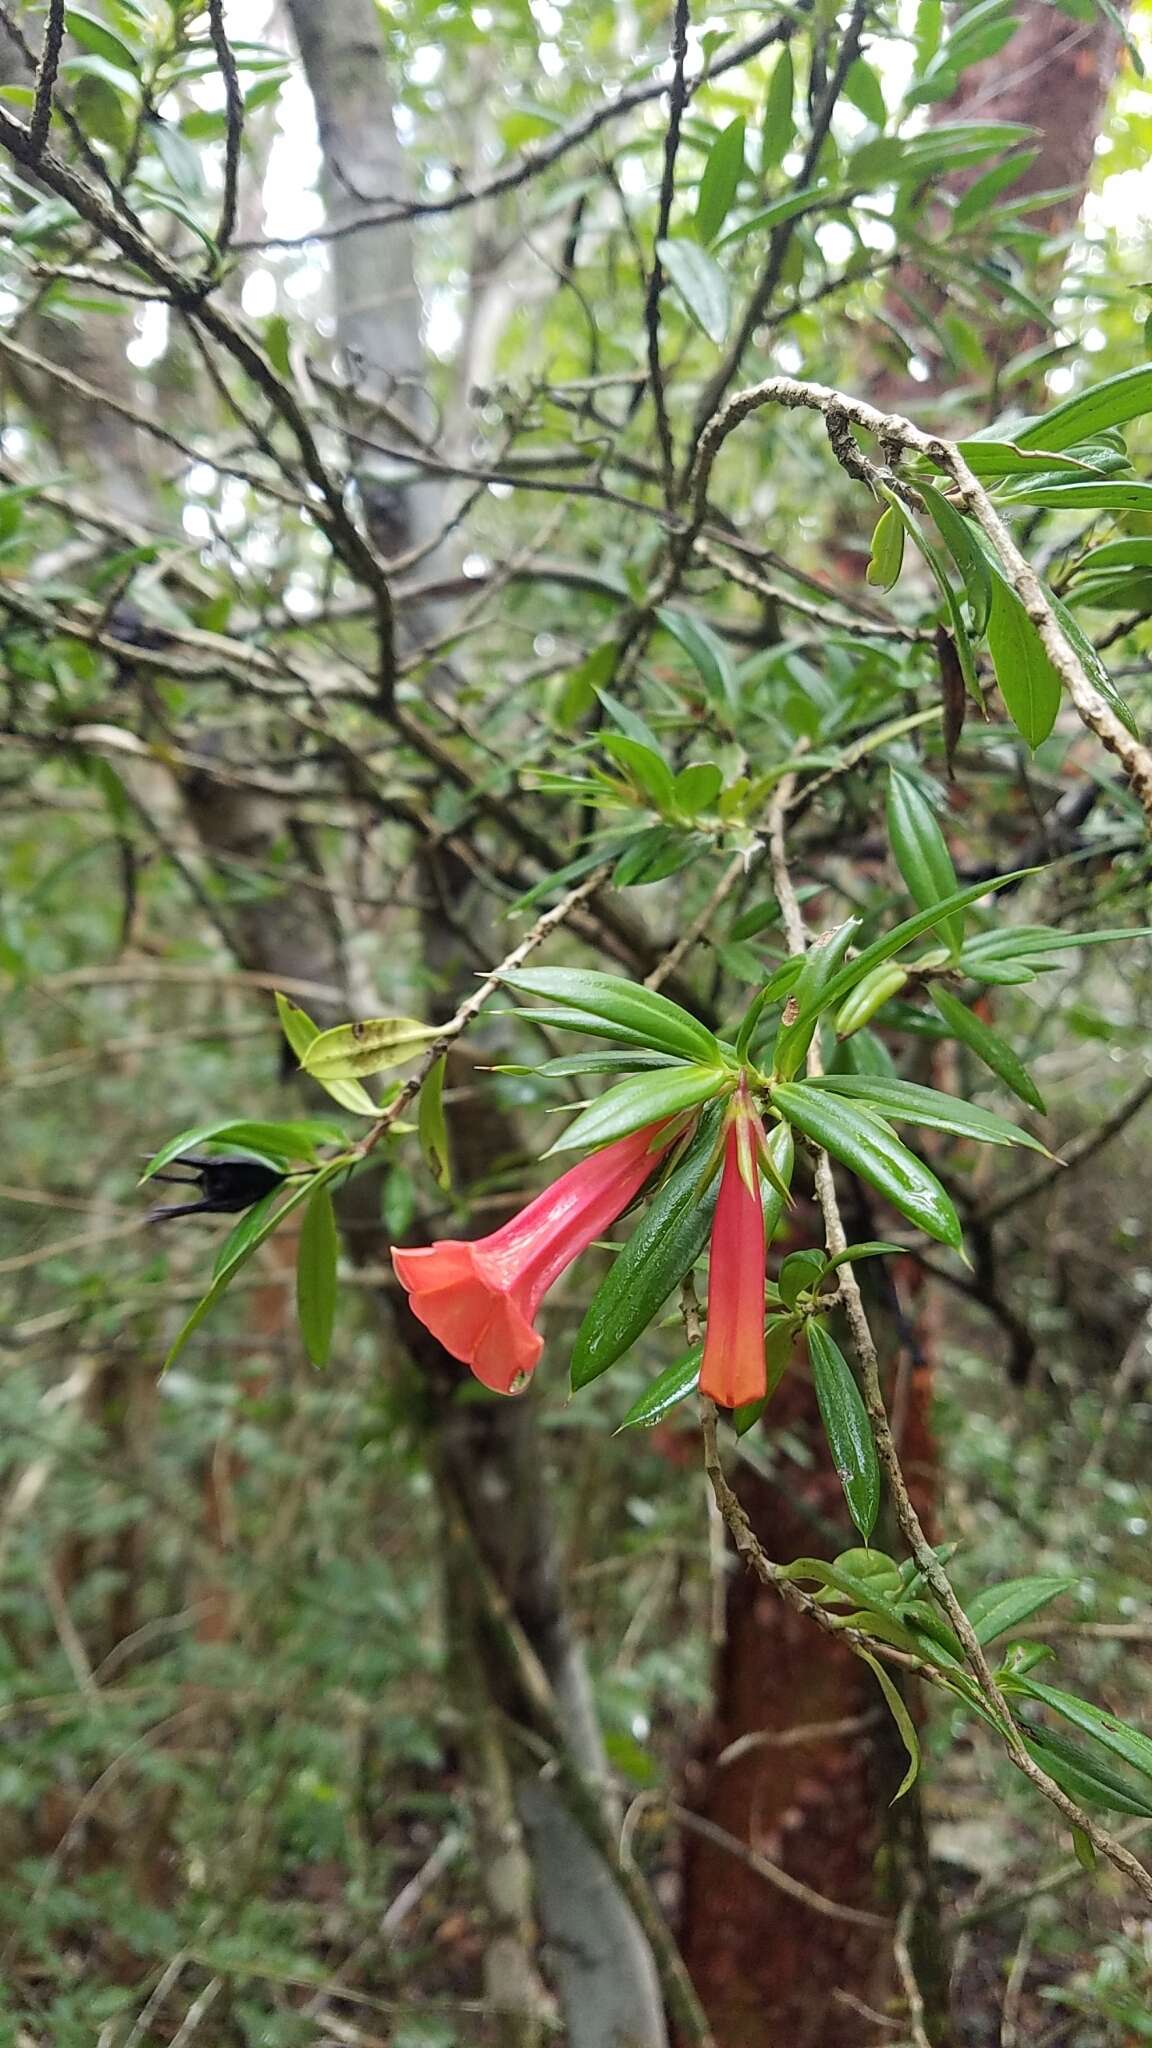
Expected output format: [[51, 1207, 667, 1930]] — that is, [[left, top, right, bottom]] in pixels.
[[699, 1091, 767, 1409], [391, 1121, 671, 1394]]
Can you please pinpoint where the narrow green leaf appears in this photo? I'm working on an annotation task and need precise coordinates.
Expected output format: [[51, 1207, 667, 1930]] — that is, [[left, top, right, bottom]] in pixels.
[[807, 1320, 881, 1540], [1020, 1728, 1152, 1818], [834, 964, 908, 1038], [296, 1182, 338, 1367], [788, 870, 1032, 1037], [1015, 362, 1152, 454], [546, 1064, 728, 1156], [499, 967, 721, 1064], [65, 5, 139, 69], [931, 986, 1045, 1112], [886, 766, 963, 956], [774, 919, 861, 1081], [163, 1169, 338, 1371], [967, 1575, 1076, 1645], [806, 1074, 1049, 1154], [418, 1055, 451, 1191], [916, 479, 993, 634], [656, 236, 731, 345], [1011, 1678, 1152, 1784], [302, 1015, 438, 1083], [601, 733, 677, 810], [985, 575, 1061, 749], [859, 1650, 921, 1799], [211, 1188, 285, 1282], [761, 45, 794, 170], [616, 1346, 702, 1430], [696, 115, 746, 243], [141, 1117, 336, 1182], [772, 1083, 963, 1248], [656, 608, 739, 715], [714, 183, 828, 250], [571, 1112, 723, 1387]]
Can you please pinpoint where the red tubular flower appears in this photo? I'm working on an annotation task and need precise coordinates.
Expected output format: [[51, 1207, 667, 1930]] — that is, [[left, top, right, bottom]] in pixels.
[[699, 1094, 767, 1409], [391, 1121, 671, 1395]]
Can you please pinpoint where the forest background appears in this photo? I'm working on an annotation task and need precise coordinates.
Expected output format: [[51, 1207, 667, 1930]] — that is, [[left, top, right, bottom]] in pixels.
[[3, 0, 1152, 2043]]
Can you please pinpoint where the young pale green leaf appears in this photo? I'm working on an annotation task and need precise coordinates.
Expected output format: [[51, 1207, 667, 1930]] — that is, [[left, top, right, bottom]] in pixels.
[[141, 1117, 337, 1182], [571, 1113, 723, 1388], [761, 45, 794, 169], [274, 994, 379, 1115], [773, 919, 861, 1080], [985, 575, 1061, 750], [673, 761, 723, 815], [696, 115, 746, 244], [805, 1074, 1049, 1154], [296, 1182, 339, 1367], [807, 1319, 881, 1540], [600, 733, 677, 810], [787, 870, 1032, 1038], [866, 504, 905, 592], [931, 987, 1045, 1113], [498, 967, 721, 1064], [778, 1249, 826, 1308], [966, 1575, 1076, 1645], [546, 1065, 729, 1156], [886, 766, 963, 956], [656, 236, 730, 346], [302, 1015, 439, 1083], [65, 5, 139, 69], [824, 1241, 904, 1274], [418, 1056, 451, 1191], [772, 1083, 963, 1248], [616, 1346, 702, 1430], [859, 1650, 921, 1800], [834, 963, 908, 1038]]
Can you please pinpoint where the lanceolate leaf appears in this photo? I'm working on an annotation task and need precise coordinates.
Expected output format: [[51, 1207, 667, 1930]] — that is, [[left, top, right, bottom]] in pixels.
[[296, 1181, 339, 1367], [1008, 1677, 1152, 1784], [695, 115, 746, 244], [571, 1113, 723, 1388], [859, 1650, 921, 1799], [655, 236, 730, 345], [805, 1074, 1049, 1154], [807, 1319, 881, 1540], [772, 1082, 963, 1248], [931, 986, 1045, 1112], [787, 871, 1032, 1036], [966, 1574, 1076, 1645], [418, 1055, 451, 1190], [141, 1117, 338, 1181], [163, 1166, 342, 1371], [546, 1064, 728, 1155], [886, 766, 963, 956], [1020, 1728, 1152, 1818], [499, 967, 721, 1064], [985, 574, 1061, 750], [616, 1346, 702, 1430], [774, 919, 861, 1080], [303, 1015, 439, 1082]]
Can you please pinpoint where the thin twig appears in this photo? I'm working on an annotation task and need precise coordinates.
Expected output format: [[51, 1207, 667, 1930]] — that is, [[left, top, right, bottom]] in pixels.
[[28, 0, 64, 157], [644, 0, 691, 495], [205, 0, 243, 261]]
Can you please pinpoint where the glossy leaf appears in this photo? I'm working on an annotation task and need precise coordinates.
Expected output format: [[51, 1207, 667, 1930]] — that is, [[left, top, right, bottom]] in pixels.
[[807, 1319, 881, 1540], [867, 504, 905, 591], [545, 1063, 728, 1156], [164, 1169, 338, 1371], [834, 963, 908, 1038], [805, 1074, 1049, 1154], [499, 967, 721, 1064], [931, 986, 1045, 1112], [886, 766, 963, 955], [772, 1082, 963, 1248], [616, 1346, 702, 1430], [778, 1248, 826, 1308], [141, 1117, 337, 1181], [774, 919, 861, 1080], [571, 1114, 723, 1387]]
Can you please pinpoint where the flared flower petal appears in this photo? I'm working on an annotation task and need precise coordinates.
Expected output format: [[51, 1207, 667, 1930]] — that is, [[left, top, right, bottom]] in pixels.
[[392, 1120, 671, 1394], [699, 1107, 767, 1409]]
